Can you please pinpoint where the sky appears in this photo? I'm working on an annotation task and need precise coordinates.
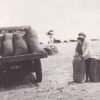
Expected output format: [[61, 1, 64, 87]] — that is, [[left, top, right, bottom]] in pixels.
[[0, 0, 100, 42]]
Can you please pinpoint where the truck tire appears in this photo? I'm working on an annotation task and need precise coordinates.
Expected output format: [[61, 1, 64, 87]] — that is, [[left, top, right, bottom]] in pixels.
[[34, 59, 42, 82]]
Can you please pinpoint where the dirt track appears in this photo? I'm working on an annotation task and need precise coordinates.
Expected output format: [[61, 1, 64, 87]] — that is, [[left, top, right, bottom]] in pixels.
[[0, 42, 100, 100]]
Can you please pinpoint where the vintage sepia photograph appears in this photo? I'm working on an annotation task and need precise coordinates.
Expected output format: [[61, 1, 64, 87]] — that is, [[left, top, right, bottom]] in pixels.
[[0, 0, 100, 100]]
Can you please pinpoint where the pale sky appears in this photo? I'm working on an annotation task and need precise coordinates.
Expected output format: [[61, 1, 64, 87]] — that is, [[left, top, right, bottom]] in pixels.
[[0, 0, 100, 42]]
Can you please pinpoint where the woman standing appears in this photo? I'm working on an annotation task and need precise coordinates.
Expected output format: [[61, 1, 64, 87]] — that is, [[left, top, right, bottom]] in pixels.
[[75, 33, 91, 81]]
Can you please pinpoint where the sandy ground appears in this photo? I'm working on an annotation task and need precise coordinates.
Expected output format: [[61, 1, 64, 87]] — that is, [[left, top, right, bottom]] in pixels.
[[0, 42, 100, 100]]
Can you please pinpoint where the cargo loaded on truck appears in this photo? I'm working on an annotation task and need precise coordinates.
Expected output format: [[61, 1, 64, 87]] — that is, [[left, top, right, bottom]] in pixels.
[[0, 26, 48, 84]]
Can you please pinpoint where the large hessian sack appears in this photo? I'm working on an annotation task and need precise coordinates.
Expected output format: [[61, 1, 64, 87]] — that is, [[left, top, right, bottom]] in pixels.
[[73, 56, 86, 83], [89, 58, 100, 82], [14, 32, 28, 55], [25, 29, 43, 54], [2, 33, 14, 57], [0, 35, 3, 57]]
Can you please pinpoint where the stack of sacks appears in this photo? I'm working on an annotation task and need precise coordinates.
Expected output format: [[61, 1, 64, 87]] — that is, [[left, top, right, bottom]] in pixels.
[[0, 29, 44, 57]]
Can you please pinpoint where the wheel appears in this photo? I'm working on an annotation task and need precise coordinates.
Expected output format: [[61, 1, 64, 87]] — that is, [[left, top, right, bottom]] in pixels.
[[34, 59, 42, 82]]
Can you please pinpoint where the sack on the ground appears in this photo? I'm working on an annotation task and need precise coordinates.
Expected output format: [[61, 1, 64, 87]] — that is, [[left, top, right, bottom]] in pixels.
[[89, 58, 100, 82], [14, 32, 28, 55], [25, 29, 43, 54], [73, 56, 86, 83], [2, 32, 14, 57]]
